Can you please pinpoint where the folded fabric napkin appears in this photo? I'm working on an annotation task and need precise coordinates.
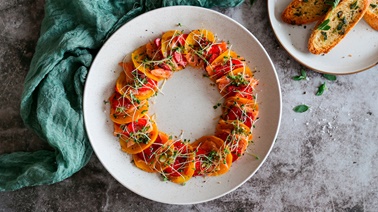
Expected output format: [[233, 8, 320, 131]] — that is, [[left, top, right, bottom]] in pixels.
[[0, 0, 244, 191]]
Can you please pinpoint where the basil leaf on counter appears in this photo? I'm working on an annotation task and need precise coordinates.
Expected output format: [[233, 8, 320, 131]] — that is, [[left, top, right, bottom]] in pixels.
[[316, 82, 327, 96], [322, 74, 336, 81], [293, 104, 309, 113], [292, 69, 307, 81]]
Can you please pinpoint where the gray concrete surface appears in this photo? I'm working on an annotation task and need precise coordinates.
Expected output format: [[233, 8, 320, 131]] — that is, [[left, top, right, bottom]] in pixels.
[[0, 0, 377, 211]]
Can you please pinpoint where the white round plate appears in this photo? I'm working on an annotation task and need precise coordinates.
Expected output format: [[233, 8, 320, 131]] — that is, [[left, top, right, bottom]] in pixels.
[[268, 0, 378, 74], [84, 6, 281, 204]]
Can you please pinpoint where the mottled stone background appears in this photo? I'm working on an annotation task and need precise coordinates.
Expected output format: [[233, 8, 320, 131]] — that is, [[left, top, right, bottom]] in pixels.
[[1, 0, 377, 211]]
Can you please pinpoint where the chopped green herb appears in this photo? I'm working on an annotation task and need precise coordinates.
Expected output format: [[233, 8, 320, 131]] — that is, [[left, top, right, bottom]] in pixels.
[[213, 103, 221, 109], [318, 19, 331, 30], [321, 31, 328, 41], [322, 74, 337, 81], [325, 0, 340, 8], [293, 104, 309, 113], [370, 4, 377, 8], [336, 21, 344, 30], [350, 1, 358, 9], [227, 73, 249, 86], [316, 82, 327, 96], [337, 11, 343, 18], [224, 148, 230, 154], [177, 23, 182, 27], [338, 28, 345, 35]]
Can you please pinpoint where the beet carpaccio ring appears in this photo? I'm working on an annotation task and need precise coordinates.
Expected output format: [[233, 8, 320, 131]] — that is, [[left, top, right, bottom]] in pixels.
[[108, 29, 260, 185]]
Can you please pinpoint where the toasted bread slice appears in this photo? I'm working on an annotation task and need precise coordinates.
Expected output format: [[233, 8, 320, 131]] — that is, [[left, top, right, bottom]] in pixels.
[[308, 0, 370, 54], [363, 1, 378, 30], [282, 0, 330, 25]]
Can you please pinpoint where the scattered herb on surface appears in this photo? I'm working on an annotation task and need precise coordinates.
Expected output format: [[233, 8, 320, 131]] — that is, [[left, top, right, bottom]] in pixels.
[[322, 74, 337, 81], [316, 82, 327, 96], [293, 104, 309, 113], [292, 69, 307, 81]]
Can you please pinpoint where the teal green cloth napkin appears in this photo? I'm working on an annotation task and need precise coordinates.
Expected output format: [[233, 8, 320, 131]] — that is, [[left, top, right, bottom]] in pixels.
[[0, 0, 244, 191]]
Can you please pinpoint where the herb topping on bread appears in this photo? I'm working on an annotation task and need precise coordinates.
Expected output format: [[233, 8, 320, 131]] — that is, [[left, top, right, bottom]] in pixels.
[[363, 1, 378, 30], [282, 0, 331, 25], [308, 0, 370, 54]]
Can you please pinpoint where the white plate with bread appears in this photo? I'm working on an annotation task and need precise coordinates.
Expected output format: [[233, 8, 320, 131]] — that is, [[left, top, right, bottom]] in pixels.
[[268, 0, 378, 74]]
